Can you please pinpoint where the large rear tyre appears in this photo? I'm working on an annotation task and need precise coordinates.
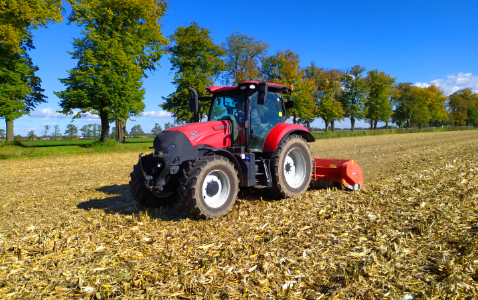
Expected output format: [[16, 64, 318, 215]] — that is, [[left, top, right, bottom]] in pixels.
[[129, 154, 178, 207], [270, 134, 312, 198], [179, 155, 239, 219]]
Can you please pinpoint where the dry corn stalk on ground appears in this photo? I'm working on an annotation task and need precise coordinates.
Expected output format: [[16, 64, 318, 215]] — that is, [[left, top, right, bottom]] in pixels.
[[0, 130, 477, 299]]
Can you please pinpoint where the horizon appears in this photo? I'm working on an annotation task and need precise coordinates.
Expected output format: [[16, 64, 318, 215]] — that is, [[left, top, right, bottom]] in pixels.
[[2, 0, 478, 136]]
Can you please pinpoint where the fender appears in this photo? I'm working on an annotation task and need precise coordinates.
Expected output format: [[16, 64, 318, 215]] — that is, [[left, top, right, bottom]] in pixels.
[[198, 147, 244, 185], [263, 123, 315, 153]]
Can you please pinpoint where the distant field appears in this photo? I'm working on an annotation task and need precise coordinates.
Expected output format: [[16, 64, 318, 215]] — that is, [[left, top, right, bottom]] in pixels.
[[21, 137, 154, 147]]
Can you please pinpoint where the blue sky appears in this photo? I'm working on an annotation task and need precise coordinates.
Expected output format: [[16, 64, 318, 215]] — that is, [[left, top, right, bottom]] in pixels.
[[4, 0, 478, 136]]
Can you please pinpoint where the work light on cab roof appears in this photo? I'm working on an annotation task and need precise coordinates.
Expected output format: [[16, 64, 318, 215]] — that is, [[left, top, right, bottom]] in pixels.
[[129, 81, 364, 219]]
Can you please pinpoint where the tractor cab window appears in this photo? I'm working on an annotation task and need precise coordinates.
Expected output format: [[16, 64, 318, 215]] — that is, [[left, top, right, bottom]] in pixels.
[[249, 91, 284, 152], [209, 93, 246, 145]]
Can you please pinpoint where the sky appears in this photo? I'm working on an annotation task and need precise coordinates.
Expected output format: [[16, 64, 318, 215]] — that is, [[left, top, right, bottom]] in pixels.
[[4, 0, 478, 136]]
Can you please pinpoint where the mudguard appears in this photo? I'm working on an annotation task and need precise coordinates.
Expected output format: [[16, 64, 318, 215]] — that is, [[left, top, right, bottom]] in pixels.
[[263, 123, 315, 152]]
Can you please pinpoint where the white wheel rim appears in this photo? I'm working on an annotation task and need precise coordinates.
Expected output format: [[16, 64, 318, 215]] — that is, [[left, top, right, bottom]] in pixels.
[[202, 170, 230, 208], [283, 147, 307, 188]]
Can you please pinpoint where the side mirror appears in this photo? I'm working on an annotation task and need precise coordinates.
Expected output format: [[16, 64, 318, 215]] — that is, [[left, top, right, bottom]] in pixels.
[[187, 87, 199, 123], [284, 101, 294, 109], [257, 82, 268, 105]]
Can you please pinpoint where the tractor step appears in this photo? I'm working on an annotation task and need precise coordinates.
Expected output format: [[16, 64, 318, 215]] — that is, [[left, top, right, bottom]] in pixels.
[[311, 159, 363, 191]]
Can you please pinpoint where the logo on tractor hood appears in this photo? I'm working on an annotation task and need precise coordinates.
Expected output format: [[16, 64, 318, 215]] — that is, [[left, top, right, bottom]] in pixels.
[[190, 131, 198, 138]]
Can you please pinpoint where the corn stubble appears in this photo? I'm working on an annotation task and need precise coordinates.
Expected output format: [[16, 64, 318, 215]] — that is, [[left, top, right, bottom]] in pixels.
[[0, 130, 478, 299]]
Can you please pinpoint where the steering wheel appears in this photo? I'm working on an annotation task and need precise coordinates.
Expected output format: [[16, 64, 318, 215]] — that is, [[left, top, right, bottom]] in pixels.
[[234, 110, 245, 123]]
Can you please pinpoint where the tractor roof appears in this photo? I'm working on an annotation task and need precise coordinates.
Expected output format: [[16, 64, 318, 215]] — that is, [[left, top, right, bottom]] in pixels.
[[206, 81, 288, 94]]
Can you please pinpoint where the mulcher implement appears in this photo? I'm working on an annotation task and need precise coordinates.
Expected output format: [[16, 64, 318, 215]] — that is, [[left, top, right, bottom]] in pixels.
[[130, 81, 364, 219]]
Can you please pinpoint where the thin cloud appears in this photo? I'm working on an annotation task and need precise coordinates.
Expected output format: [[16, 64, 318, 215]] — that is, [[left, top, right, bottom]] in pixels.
[[141, 111, 172, 118], [30, 108, 69, 120], [415, 72, 478, 95]]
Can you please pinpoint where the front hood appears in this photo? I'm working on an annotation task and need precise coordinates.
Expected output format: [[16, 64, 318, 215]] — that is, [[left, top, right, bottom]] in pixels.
[[163, 120, 231, 148]]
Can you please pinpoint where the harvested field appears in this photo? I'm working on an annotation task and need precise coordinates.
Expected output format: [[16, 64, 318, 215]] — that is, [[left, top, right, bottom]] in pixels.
[[1, 130, 478, 299]]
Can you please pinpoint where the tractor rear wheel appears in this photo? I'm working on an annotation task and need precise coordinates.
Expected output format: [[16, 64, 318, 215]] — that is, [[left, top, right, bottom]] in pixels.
[[129, 154, 178, 207], [270, 134, 312, 198], [179, 155, 239, 219]]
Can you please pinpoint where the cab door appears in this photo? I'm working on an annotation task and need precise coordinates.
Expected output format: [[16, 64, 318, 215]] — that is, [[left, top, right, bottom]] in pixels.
[[249, 92, 284, 152]]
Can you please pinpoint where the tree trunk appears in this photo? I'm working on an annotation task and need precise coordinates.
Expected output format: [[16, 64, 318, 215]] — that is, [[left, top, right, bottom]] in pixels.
[[292, 114, 297, 124], [418, 123, 422, 129], [406, 120, 409, 130], [370, 120, 373, 130], [116, 118, 126, 143], [331, 120, 335, 132], [99, 110, 110, 142], [350, 117, 355, 132], [373, 120, 378, 131], [306, 120, 310, 131], [386, 122, 389, 130], [324, 121, 329, 132], [6, 119, 14, 142]]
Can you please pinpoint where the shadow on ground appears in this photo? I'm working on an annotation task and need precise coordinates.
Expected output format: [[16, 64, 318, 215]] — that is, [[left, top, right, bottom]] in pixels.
[[78, 184, 285, 221], [77, 184, 189, 221]]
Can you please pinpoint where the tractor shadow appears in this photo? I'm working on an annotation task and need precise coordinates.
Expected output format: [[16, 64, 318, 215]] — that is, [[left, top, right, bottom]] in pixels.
[[77, 185, 286, 221], [77, 184, 189, 221]]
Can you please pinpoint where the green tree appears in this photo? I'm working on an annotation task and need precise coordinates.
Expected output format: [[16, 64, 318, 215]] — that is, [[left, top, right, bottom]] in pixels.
[[426, 86, 448, 127], [0, 0, 63, 141], [152, 123, 162, 135], [365, 70, 396, 130], [130, 124, 144, 137], [261, 50, 313, 124], [161, 22, 225, 124], [339, 65, 368, 131], [80, 124, 92, 139], [110, 126, 116, 138], [448, 88, 478, 126], [56, 0, 168, 142], [64, 124, 78, 140], [0, 128, 5, 140], [164, 122, 173, 129], [391, 83, 414, 129], [91, 123, 101, 138], [27, 130, 36, 141], [222, 32, 269, 85]]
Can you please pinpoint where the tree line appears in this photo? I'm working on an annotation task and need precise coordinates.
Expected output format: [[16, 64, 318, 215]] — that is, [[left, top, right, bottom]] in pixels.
[[1, 1, 477, 143]]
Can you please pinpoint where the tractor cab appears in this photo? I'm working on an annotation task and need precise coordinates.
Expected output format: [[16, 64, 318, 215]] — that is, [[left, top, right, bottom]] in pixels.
[[195, 81, 293, 152]]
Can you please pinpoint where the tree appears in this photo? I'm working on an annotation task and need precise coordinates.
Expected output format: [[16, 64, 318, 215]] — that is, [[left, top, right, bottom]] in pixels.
[[365, 70, 396, 130], [130, 125, 144, 137], [0, 129, 5, 140], [42, 125, 50, 139], [64, 124, 78, 140], [152, 123, 162, 135], [52, 125, 61, 140], [110, 126, 116, 138], [80, 124, 92, 139], [161, 22, 225, 124], [448, 88, 478, 126], [339, 65, 368, 131], [27, 130, 36, 141], [164, 122, 173, 129], [221, 32, 269, 85], [91, 123, 101, 138], [261, 50, 312, 124], [56, 0, 168, 142], [0, 0, 63, 141]]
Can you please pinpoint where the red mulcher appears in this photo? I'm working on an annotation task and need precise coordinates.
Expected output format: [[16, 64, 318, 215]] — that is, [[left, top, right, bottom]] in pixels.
[[129, 81, 363, 219]]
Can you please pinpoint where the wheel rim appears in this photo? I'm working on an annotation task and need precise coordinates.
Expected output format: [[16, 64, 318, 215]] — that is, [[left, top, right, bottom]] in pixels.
[[283, 147, 307, 188], [202, 170, 230, 208]]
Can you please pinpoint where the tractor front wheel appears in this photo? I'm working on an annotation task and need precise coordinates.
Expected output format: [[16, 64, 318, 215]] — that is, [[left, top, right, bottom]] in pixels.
[[180, 155, 239, 219], [129, 154, 178, 207], [270, 134, 312, 198]]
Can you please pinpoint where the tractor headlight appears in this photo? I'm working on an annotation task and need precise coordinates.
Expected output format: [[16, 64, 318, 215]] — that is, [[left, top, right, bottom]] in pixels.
[[240, 85, 247, 90], [249, 85, 255, 89]]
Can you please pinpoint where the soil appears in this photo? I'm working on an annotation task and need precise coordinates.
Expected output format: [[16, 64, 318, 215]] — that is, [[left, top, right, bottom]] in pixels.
[[1, 130, 477, 299]]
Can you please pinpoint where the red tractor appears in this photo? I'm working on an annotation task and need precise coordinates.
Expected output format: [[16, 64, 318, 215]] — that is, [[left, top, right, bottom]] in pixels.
[[130, 81, 363, 219]]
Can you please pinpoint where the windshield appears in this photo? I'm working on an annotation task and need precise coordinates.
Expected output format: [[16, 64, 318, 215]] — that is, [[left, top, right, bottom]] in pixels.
[[210, 93, 246, 145]]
